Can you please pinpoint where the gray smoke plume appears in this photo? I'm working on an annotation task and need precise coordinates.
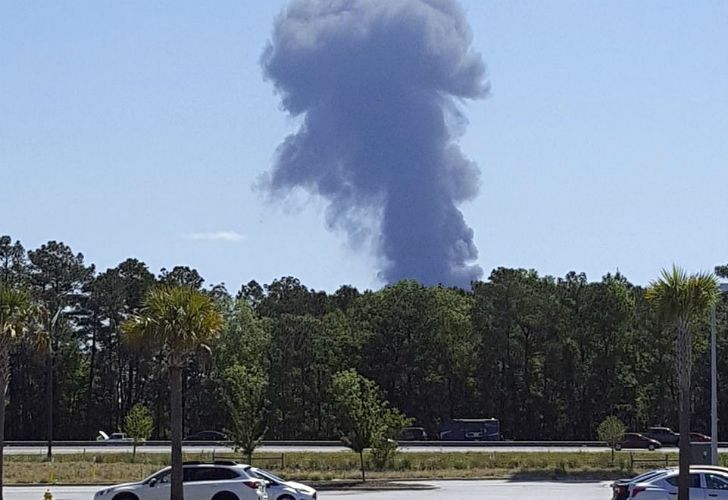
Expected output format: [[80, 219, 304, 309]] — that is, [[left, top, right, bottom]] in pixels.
[[261, 0, 488, 288]]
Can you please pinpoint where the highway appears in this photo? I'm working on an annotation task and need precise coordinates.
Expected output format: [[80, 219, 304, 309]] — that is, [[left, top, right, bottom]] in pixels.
[[3, 443, 716, 455]]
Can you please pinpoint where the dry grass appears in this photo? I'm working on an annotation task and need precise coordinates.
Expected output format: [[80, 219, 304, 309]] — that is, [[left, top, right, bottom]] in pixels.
[[2, 450, 683, 485]]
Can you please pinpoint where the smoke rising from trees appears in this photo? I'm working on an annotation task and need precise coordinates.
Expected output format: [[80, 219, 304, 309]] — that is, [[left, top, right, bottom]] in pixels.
[[261, 0, 488, 288]]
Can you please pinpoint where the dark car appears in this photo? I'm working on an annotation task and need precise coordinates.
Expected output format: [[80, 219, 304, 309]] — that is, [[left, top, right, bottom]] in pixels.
[[183, 430, 228, 441], [399, 427, 428, 441], [690, 432, 711, 442], [644, 426, 680, 446], [615, 433, 661, 450]]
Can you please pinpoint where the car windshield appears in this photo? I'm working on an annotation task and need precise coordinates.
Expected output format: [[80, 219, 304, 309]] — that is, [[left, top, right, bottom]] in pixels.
[[252, 468, 286, 483]]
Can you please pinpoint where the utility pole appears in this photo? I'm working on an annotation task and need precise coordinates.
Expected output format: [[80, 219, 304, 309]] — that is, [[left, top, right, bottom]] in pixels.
[[46, 308, 61, 462], [712, 283, 728, 465], [711, 303, 718, 464]]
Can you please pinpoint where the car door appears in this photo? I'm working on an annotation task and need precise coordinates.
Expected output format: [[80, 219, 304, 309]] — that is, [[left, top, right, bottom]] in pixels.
[[146, 470, 172, 500], [185, 466, 243, 499], [182, 466, 211, 499], [703, 473, 728, 499], [664, 473, 705, 500], [690, 474, 707, 500]]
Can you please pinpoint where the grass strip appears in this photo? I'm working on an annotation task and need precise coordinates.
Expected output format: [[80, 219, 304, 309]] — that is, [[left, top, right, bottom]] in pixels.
[[2, 450, 691, 485]]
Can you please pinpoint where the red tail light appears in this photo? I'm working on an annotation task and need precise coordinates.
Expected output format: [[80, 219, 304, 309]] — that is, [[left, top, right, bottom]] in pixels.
[[631, 486, 646, 497], [243, 480, 261, 489]]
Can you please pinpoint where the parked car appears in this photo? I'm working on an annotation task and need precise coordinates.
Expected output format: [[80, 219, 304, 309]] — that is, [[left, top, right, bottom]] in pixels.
[[614, 433, 661, 450], [184, 431, 229, 442], [610, 468, 671, 500], [399, 427, 428, 441], [627, 467, 728, 499], [249, 467, 316, 500], [644, 426, 680, 446], [97, 431, 133, 443], [93, 461, 267, 500], [691, 432, 711, 442]]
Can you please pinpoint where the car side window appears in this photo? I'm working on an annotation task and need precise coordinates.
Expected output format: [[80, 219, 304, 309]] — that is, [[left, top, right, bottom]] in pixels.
[[156, 471, 171, 484], [210, 468, 239, 480], [183, 468, 197, 482], [666, 474, 701, 488], [185, 467, 239, 482], [706, 474, 728, 490]]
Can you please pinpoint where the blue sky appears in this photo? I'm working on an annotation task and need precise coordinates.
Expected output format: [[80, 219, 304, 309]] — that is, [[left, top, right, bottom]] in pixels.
[[2, 1, 726, 292]]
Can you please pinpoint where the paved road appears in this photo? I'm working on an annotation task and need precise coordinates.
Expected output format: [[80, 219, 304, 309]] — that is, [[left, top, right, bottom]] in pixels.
[[3, 444, 701, 455], [5, 480, 615, 500]]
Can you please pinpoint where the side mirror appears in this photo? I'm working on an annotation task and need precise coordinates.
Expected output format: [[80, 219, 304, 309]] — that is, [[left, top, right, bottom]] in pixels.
[[149, 478, 158, 487]]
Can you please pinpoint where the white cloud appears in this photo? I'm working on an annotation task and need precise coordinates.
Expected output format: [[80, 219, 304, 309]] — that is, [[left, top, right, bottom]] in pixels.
[[182, 231, 245, 242]]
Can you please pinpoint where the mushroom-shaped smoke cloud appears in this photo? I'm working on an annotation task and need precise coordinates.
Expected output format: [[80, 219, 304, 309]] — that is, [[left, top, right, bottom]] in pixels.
[[261, 0, 488, 288]]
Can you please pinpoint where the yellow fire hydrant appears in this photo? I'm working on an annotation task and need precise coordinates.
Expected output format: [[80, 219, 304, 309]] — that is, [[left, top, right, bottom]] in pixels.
[[43, 489, 53, 500]]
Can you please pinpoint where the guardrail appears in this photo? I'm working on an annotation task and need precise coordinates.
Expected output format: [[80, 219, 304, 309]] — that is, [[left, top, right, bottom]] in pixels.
[[3, 440, 340, 447], [5, 440, 721, 448]]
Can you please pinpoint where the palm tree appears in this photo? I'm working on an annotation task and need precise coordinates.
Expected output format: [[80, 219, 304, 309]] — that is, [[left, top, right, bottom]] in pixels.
[[122, 286, 224, 500], [646, 266, 718, 500], [0, 285, 39, 500]]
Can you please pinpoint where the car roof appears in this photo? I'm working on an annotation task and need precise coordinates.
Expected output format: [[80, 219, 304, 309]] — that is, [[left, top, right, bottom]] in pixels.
[[632, 466, 728, 484], [690, 466, 728, 473], [659, 466, 728, 471], [181, 461, 251, 468], [652, 469, 728, 478]]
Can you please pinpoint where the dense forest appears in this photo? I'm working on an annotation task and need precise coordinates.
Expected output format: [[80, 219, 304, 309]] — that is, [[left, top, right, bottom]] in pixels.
[[1, 234, 727, 442]]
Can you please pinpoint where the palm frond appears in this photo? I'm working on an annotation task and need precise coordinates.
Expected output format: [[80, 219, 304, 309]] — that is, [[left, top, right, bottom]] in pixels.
[[646, 265, 718, 322], [0, 285, 34, 340], [121, 286, 224, 360]]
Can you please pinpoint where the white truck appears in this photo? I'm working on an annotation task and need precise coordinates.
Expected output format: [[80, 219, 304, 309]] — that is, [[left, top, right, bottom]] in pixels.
[[97, 431, 133, 442]]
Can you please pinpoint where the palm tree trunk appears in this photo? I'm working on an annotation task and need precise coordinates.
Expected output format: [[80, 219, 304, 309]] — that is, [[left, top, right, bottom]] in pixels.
[[170, 363, 184, 500], [679, 381, 691, 500], [0, 360, 9, 500], [45, 348, 53, 462], [676, 321, 692, 500]]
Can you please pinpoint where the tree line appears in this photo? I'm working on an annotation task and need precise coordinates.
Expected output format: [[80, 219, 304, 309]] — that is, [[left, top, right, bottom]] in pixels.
[[1, 235, 727, 442]]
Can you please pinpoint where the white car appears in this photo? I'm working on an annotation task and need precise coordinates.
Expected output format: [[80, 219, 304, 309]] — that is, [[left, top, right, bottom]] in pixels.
[[97, 431, 133, 442], [94, 461, 268, 500], [629, 467, 728, 499], [249, 467, 317, 500]]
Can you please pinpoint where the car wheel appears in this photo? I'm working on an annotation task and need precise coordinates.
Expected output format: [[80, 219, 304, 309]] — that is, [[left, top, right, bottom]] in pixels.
[[277, 495, 295, 500], [212, 492, 239, 500], [648, 444, 655, 451], [112, 494, 139, 500], [615, 444, 622, 451]]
